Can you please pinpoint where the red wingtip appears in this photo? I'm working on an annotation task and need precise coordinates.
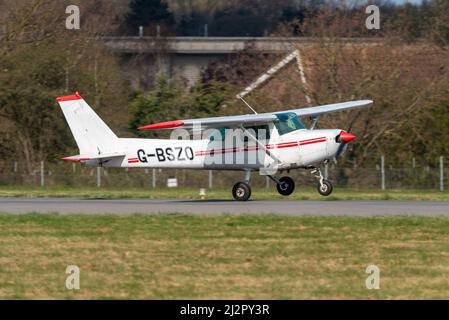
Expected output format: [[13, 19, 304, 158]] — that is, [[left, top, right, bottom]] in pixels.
[[56, 92, 83, 102], [61, 156, 90, 162], [340, 131, 357, 143], [138, 120, 184, 130]]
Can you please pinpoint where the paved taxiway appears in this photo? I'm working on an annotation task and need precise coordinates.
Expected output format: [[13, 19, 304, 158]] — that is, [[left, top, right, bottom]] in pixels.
[[1, 198, 449, 216]]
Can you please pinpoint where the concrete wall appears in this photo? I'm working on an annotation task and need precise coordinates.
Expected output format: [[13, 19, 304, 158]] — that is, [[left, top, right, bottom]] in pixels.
[[120, 52, 224, 91], [105, 37, 382, 91]]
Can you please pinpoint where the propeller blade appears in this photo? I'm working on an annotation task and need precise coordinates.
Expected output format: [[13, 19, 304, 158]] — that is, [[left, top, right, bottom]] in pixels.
[[335, 142, 348, 159]]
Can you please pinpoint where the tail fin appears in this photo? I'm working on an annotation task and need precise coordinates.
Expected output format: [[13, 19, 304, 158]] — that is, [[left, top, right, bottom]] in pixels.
[[56, 92, 118, 155]]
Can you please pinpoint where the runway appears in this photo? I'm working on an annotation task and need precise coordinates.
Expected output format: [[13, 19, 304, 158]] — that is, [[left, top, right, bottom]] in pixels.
[[1, 198, 449, 216]]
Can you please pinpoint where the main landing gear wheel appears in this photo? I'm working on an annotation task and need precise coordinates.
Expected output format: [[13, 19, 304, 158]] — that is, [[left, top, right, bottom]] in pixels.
[[232, 182, 252, 201], [276, 177, 295, 196], [317, 179, 333, 196]]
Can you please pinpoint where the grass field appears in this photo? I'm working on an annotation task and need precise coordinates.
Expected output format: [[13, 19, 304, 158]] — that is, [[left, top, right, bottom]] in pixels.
[[1, 213, 449, 299], [1, 186, 449, 201]]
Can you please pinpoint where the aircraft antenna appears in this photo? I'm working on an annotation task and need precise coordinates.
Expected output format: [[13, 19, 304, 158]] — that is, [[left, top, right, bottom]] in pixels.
[[238, 96, 258, 114]]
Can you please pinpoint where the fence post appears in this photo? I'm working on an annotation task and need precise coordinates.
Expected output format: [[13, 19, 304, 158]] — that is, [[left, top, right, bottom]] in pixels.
[[14, 161, 18, 173], [266, 176, 270, 189], [440, 156, 444, 192], [40, 161, 45, 187], [96, 167, 101, 188], [208, 170, 213, 189], [381, 155, 385, 190], [152, 169, 156, 188]]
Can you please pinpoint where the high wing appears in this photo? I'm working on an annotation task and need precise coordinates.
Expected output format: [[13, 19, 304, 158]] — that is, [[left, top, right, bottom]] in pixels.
[[138, 100, 373, 131], [288, 100, 373, 118], [138, 114, 277, 131]]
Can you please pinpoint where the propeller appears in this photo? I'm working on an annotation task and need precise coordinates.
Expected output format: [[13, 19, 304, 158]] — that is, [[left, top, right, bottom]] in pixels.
[[335, 131, 357, 160]]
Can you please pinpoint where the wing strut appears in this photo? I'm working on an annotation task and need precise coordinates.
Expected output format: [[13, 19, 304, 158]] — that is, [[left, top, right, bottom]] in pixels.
[[240, 125, 282, 165], [309, 116, 319, 130]]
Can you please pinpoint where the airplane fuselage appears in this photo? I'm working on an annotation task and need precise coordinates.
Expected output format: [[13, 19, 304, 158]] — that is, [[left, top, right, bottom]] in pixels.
[[85, 128, 343, 171]]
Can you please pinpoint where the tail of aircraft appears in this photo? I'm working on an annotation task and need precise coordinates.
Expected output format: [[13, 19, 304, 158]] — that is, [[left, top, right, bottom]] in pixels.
[[56, 92, 119, 156]]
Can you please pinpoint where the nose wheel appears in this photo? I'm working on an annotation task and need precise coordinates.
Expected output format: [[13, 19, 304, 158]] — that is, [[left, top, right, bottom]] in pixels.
[[317, 179, 333, 196], [311, 167, 333, 196]]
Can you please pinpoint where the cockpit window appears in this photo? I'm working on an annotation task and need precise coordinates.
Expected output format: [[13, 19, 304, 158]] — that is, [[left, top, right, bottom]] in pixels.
[[244, 125, 271, 141], [274, 112, 305, 135]]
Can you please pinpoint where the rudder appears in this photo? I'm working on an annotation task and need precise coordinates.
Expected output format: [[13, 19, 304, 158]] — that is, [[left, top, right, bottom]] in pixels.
[[56, 92, 118, 155]]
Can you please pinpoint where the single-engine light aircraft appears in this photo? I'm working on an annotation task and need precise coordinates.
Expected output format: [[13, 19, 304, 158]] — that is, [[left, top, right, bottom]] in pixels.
[[57, 92, 372, 201]]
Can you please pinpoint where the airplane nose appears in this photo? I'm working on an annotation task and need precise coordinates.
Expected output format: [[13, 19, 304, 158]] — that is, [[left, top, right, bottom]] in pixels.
[[339, 131, 357, 143]]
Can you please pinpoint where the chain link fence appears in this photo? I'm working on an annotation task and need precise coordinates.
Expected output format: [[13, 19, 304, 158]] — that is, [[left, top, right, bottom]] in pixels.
[[0, 156, 447, 190]]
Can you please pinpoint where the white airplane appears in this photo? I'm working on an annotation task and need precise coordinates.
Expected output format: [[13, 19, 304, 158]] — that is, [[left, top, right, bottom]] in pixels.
[[57, 92, 372, 201]]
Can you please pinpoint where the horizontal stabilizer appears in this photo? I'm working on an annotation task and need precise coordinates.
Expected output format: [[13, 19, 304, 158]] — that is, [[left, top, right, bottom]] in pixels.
[[62, 152, 126, 163]]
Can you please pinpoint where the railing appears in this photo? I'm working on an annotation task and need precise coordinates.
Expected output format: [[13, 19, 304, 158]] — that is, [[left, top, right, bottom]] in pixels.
[[0, 158, 446, 190], [101, 36, 385, 54]]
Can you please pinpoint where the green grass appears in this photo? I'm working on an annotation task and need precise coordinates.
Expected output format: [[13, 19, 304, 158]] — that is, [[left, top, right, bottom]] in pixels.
[[1, 186, 449, 201], [1, 214, 449, 299]]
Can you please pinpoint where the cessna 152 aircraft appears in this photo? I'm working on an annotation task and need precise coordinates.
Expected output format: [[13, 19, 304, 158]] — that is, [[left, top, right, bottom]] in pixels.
[[57, 92, 372, 201]]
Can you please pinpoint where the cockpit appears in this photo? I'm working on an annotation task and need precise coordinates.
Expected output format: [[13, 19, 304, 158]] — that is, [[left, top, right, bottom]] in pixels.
[[274, 112, 305, 135]]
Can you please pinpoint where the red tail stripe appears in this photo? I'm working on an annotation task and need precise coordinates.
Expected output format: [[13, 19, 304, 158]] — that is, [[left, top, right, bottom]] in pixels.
[[56, 92, 82, 102]]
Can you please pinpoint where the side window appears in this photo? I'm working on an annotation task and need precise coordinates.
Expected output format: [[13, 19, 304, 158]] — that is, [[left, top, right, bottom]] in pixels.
[[208, 127, 227, 141], [244, 125, 271, 141]]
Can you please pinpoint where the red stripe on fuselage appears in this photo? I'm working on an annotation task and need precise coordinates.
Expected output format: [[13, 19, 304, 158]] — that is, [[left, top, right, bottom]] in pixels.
[[299, 138, 326, 146], [193, 137, 326, 157]]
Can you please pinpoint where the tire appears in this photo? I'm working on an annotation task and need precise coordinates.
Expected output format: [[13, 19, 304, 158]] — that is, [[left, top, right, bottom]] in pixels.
[[276, 176, 295, 196], [232, 182, 251, 201], [317, 179, 333, 196]]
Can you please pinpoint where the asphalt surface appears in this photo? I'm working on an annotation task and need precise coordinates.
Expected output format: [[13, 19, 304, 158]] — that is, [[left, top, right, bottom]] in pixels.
[[1, 198, 449, 216]]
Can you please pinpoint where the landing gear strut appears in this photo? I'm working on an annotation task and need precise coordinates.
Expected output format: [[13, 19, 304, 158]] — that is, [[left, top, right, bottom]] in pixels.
[[311, 168, 333, 196]]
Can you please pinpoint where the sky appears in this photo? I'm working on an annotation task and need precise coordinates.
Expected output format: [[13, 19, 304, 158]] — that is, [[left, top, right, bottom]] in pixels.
[[392, 0, 422, 3], [353, 0, 423, 7]]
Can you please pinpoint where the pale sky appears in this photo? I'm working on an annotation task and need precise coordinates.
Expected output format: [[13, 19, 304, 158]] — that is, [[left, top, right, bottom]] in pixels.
[[392, 0, 422, 4]]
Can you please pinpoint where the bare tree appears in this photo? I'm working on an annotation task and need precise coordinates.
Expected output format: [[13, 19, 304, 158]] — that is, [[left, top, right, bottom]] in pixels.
[[0, 0, 129, 175]]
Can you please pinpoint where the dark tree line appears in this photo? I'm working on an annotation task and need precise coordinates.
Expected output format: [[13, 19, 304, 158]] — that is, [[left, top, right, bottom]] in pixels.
[[123, 0, 448, 44]]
